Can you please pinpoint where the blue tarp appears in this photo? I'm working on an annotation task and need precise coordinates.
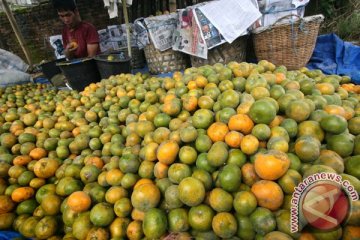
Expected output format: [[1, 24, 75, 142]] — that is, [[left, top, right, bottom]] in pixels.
[[307, 33, 360, 84], [0, 231, 26, 240]]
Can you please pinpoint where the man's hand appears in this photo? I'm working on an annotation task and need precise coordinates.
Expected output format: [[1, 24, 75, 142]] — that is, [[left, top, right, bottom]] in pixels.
[[64, 42, 78, 59]]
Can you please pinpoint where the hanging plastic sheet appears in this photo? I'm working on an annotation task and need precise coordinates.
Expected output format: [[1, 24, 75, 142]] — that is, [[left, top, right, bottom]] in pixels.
[[307, 34, 360, 84]]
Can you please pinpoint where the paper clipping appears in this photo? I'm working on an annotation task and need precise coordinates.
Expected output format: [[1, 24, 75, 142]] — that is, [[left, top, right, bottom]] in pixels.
[[144, 13, 178, 51], [172, 8, 207, 59], [49, 35, 65, 59], [198, 0, 261, 43]]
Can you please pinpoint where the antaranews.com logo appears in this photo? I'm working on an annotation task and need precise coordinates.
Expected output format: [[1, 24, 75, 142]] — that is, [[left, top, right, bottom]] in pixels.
[[291, 172, 359, 233]]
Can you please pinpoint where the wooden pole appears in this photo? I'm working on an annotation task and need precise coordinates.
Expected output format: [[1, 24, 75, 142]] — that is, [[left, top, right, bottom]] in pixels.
[[0, 0, 33, 67], [122, 0, 132, 57]]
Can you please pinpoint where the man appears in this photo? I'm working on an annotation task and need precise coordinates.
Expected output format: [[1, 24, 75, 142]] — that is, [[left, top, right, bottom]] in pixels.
[[53, 0, 100, 59]]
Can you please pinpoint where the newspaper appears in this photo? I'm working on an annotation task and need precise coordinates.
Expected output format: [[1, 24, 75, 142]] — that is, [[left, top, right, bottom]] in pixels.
[[49, 35, 65, 59], [261, 8, 305, 27], [292, 0, 309, 8], [107, 24, 148, 50], [108, 25, 124, 41], [257, 0, 309, 27], [172, 8, 207, 59], [144, 13, 178, 51], [198, 0, 261, 43], [133, 18, 150, 49], [108, 25, 127, 49], [258, 0, 309, 13], [98, 29, 114, 53], [194, 8, 225, 50]]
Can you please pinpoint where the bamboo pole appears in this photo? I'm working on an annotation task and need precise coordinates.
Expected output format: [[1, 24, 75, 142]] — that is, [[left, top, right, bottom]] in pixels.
[[0, 0, 33, 67], [122, 0, 132, 58]]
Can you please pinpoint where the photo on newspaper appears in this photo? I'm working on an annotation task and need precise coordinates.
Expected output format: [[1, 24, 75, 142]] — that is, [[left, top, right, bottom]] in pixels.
[[194, 8, 225, 50], [133, 19, 150, 49], [121, 24, 138, 47], [49, 35, 65, 59], [258, 0, 309, 27], [144, 13, 178, 51], [98, 29, 114, 53], [108, 25, 130, 50], [108, 25, 124, 42], [198, 0, 261, 43], [172, 8, 207, 59], [258, 0, 309, 13]]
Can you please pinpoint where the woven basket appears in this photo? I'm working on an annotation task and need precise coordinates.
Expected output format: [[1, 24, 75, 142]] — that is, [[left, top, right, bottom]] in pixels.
[[191, 36, 247, 67], [144, 42, 190, 74], [131, 47, 146, 69], [252, 14, 324, 70], [116, 47, 146, 69]]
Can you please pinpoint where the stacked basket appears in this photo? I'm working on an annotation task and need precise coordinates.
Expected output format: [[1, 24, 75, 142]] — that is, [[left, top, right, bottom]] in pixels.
[[118, 46, 146, 69], [190, 36, 247, 67], [144, 40, 190, 74], [252, 14, 324, 70]]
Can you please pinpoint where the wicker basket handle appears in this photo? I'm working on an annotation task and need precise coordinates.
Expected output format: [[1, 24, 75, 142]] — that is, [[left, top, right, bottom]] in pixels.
[[273, 14, 302, 26]]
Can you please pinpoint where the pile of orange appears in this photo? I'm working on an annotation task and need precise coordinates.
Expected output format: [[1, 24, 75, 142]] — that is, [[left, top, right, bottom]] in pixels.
[[0, 60, 359, 240]]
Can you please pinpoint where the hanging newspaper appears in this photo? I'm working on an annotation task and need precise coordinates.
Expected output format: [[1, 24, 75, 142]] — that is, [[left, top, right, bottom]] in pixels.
[[198, 0, 261, 43], [257, 0, 310, 27], [133, 18, 150, 49], [144, 13, 177, 51], [98, 29, 114, 53], [108, 25, 129, 50], [258, 0, 309, 13], [194, 8, 225, 50], [49, 35, 65, 59], [172, 8, 207, 59], [107, 24, 149, 50]]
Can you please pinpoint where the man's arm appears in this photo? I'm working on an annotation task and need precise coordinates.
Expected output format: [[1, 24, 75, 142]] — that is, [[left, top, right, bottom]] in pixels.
[[87, 43, 99, 58], [85, 23, 100, 57]]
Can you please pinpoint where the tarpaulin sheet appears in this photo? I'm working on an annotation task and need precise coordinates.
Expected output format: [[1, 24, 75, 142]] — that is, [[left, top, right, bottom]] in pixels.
[[307, 33, 360, 84], [0, 231, 27, 240]]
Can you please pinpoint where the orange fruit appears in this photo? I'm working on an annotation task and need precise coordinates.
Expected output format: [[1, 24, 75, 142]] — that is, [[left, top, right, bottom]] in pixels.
[[278, 169, 302, 194], [142, 208, 167, 239], [240, 135, 259, 155], [67, 191, 91, 213], [130, 183, 160, 212], [168, 208, 189, 233], [207, 122, 229, 142], [192, 109, 214, 129], [241, 163, 260, 186], [188, 204, 214, 232], [228, 114, 254, 134], [224, 131, 243, 148], [212, 212, 237, 239], [251, 123, 271, 141], [285, 99, 312, 122], [251, 180, 284, 211], [208, 188, 233, 212], [320, 114, 348, 134], [178, 177, 205, 207], [157, 140, 179, 165], [233, 191, 257, 216], [249, 99, 277, 124], [294, 136, 321, 162]]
